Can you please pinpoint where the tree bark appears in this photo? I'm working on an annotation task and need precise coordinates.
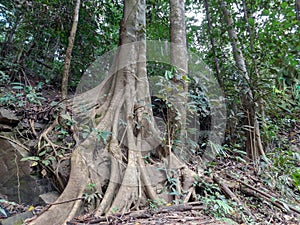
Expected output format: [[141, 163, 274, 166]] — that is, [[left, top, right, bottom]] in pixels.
[[61, 0, 81, 99], [219, 1, 265, 161], [242, 0, 266, 139], [170, 0, 188, 159], [296, 0, 300, 21], [203, 0, 222, 86], [170, 0, 188, 76]]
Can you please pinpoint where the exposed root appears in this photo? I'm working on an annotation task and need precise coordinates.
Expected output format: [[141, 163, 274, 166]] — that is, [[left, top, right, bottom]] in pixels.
[[37, 117, 59, 155], [94, 155, 122, 216], [28, 148, 89, 225]]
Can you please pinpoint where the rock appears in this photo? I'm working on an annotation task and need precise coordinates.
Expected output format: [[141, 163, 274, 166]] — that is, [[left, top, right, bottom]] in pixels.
[[0, 109, 19, 126], [0, 138, 53, 205], [1, 211, 33, 225], [39, 191, 59, 204]]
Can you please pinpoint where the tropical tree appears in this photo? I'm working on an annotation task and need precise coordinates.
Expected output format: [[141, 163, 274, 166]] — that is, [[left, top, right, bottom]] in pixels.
[[61, 0, 81, 98], [219, 1, 265, 161], [200, 0, 299, 160], [28, 0, 196, 224]]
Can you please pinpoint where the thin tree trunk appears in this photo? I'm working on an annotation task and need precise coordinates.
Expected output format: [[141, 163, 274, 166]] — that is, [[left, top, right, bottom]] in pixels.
[[296, 0, 300, 21], [61, 0, 81, 99], [203, 0, 222, 86], [170, 0, 188, 157], [242, 0, 266, 138], [169, 0, 189, 203], [170, 0, 188, 75], [219, 1, 265, 161]]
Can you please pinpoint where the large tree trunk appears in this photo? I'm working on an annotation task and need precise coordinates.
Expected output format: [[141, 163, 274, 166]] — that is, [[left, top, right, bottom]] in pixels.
[[219, 1, 265, 161], [61, 0, 81, 99], [28, 1, 195, 224]]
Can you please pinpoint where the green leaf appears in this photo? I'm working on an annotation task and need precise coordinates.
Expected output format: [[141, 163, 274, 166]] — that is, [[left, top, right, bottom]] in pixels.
[[42, 160, 50, 166], [38, 150, 47, 156], [248, 17, 255, 26], [11, 82, 23, 86], [21, 156, 40, 161], [262, 9, 269, 16], [182, 75, 190, 82], [99, 130, 112, 144], [164, 70, 173, 80], [281, 2, 288, 9], [12, 86, 24, 90]]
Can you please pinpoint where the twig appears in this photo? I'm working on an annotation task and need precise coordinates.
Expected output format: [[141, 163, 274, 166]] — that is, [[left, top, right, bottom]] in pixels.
[[0, 135, 30, 152], [49, 197, 83, 206], [82, 202, 205, 224], [37, 117, 59, 154]]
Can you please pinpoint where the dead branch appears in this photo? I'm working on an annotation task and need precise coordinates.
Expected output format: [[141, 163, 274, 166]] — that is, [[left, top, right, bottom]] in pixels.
[[213, 174, 254, 218], [241, 187, 290, 213], [49, 197, 83, 206], [227, 173, 300, 215], [77, 201, 205, 224]]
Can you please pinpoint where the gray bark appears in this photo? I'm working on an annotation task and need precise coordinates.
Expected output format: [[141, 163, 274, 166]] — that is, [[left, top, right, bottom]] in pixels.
[[296, 0, 300, 21], [170, 0, 188, 156], [204, 0, 222, 86], [219, 1, 265, 160], [61, 0, 81, 99]]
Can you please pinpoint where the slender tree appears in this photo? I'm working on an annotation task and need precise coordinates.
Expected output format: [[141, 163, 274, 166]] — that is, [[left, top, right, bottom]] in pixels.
[[296, 0, 300, 21], [61, 0, 81, 99], [203, 0, 222, 86], [219, 1, 265, 161], [241, 0, 266, 130], [170, 0, 189, 159]]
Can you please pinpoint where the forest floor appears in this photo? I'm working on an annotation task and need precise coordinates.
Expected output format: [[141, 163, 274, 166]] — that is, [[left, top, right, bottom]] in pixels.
[[2, 153, 300, 224], [0, 82, 300, 225]]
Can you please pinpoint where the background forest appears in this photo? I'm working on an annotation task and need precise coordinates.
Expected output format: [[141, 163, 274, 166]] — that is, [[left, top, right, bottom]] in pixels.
[[0, 0, 299, 224]]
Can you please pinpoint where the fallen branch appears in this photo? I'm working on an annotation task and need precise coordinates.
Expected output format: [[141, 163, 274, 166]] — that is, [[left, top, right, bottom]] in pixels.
[[72, 201, 205, 224], [241, 187, 289, 213], [227, 173, 300, 215], [213, 175, 254, 218]]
